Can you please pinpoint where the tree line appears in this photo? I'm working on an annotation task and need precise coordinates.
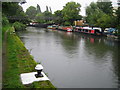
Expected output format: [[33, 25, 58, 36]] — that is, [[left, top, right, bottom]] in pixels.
[[25, 2, 82, 26], [86, 0, 120, 31], [2, 1, 120, 32], [25, 0, 120, 31], [2, 2, 27, 31]]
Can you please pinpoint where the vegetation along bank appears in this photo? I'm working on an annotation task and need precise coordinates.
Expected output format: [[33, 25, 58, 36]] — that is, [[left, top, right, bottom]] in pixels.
[[2, 25, 55, 88], [2, 2, 55, 88]]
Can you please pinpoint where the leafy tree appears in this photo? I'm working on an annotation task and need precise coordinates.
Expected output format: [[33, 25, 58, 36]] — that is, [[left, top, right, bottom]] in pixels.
[[2, 2, 26, 16], [53, 10, 64, 24], [49, 7, 52, 13], [2, 2, 27, 23], [2, 14, 9, 26], [54, 10, 62, 16], [116, 7, 120, 31], [37, 4, 41, 14], [13, 21, 26, 31], [35, 13, 45, 23], [97, 0, 113, 15], [87, 10, 105, 27], [86, 2, 100, 26], [42, 11, 53, 23], [62, 1, 82, 25], [86, 2, 99, 16], [46, 6, 49, 12], [96, 13, 112, 28], [35, 5, 54, 24], [2, 2, 19, 16], [26, 6, 37, 20], [86, 1, 115, 29]]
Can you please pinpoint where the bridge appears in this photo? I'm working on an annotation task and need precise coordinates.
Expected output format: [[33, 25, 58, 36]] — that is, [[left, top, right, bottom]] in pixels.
[[7, 16, 29, 23]]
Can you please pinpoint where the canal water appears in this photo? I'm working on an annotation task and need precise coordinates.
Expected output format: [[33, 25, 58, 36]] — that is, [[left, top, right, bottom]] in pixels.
[[17, 27, 119, 88]]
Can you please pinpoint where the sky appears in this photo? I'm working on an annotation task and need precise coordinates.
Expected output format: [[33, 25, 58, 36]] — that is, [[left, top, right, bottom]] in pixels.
[[20, 0, 118, 16]]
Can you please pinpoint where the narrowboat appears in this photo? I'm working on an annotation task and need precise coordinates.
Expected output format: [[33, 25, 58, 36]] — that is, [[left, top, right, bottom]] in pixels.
[[74, 26, 102, 35], [58, 26, 73, 32], [47, 25, 58, 29], [103, 28, 118, 38]]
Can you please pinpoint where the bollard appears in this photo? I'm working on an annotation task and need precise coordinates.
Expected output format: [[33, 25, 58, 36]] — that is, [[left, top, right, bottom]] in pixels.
[[35, 64, 43, 78]]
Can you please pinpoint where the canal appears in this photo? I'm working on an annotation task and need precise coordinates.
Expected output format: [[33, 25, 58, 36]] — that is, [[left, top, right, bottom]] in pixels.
[[17, 27, 119, 88]]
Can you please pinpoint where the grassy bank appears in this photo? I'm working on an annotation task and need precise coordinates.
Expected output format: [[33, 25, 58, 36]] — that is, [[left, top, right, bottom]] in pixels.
[[2, 26, 55, 88]]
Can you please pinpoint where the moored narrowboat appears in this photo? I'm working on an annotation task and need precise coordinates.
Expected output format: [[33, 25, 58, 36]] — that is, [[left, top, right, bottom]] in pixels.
[[58, 26, 73, 32], [47, 25, 58, 29], [74, 26, 102, 35]]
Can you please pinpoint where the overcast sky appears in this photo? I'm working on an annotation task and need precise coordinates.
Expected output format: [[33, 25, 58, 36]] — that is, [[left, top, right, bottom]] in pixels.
[[20, 0, 118, 16]]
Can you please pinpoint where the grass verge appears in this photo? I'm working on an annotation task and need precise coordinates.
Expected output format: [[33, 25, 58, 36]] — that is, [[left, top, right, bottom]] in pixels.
[[2, 26, 55, 88]]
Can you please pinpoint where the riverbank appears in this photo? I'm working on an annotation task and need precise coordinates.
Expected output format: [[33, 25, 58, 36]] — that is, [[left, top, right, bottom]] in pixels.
[[2, 26, 55, 88]]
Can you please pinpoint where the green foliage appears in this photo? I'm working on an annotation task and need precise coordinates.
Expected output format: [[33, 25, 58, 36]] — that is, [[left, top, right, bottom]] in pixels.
[[86, 2, 98, 16], [53, 10, 63, 24], [2, 2, 26, 17], [43, 11, 52, 16], [97, 0, 113, 15], [49, 7, 52, 13], [54, 10, 62, 16], [116, 7, 120, 33], [35, 13, 45, 23], [64, 21, 71, 26], [3, 27, 55, 88], [37, 4, 41, 14], [34, 6, 54, 23], [86, 6, 104, 26], [13, 22, 26, 31], [42, 11, 53, 23], [2, 15, 9, 26], [27, 2, 82, 25], [2, 2, 27, 23], [86, 1, 116, 29], [46, 6, 49, 12], [62, 1, 81, 25], [29, 81, 56, 88], [2, 2, 19, 16], [96, 13, 112, 28], [2, 25, 11, 41], [26, 6, 37, 20]]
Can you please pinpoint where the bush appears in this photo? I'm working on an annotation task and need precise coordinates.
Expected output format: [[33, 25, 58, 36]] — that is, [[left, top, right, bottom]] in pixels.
[[64, 21, 71, 26], [2, 15, 9, 26], [13, 22, 26, 31]]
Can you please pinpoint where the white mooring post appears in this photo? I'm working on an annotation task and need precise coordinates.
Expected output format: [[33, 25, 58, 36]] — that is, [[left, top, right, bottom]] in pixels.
[[35, 64, 43, 78], [20, 64, 49, 85]]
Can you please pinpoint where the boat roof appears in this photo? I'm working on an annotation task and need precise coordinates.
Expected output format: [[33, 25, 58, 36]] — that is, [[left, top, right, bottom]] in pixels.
[[82, 27, 93, 30]]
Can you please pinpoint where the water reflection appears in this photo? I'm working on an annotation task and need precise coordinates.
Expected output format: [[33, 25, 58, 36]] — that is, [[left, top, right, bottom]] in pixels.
[[17, 27, 119, 88], [56, 31, 80, 58]]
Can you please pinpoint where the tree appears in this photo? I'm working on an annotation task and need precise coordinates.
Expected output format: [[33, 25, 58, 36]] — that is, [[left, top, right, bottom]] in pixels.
[[35, 13, 45, 23], [2, 2, 26, 17], [49, 7, 52, 13], [46, 6, 49, 12], [97, 0, 113, 15], [86, 2, 99, 16], [96, 13, 112, 28], [2, 2, 19, 16], [86, 2, 100, 26], [54, 10, 62, 16], [42, 11, 53, 23], [54, 10, 64, 24], [62, 1, 82, 25], [116, 5, 120, 32], [86, 1, 115, 29], [37, 4, 41, 14], [2, 2, 27, 23], [26, 6, 37, 20], [2, 14, 9, 26]]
